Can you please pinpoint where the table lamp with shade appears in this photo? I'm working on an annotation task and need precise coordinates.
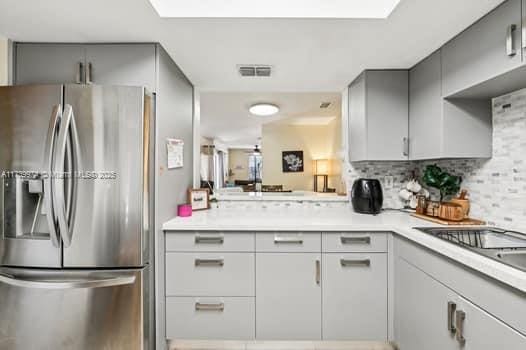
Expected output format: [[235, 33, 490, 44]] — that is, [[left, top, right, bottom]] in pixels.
[[313, 159, 331, 192]]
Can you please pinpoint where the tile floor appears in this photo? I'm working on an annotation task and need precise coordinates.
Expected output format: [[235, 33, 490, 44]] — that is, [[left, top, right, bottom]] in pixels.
[[169, 340, 396, 350]]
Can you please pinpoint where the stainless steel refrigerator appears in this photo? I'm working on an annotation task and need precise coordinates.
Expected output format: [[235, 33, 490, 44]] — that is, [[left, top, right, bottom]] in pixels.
[[0, 84, 155, 349]]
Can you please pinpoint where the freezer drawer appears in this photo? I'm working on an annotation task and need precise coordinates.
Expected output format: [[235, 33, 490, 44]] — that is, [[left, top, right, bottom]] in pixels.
[[0, 267, 151, 350]]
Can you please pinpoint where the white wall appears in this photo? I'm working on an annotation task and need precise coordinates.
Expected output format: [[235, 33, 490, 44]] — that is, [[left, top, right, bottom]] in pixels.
[[0, 35, 8, 85], [261, 118, 342, 192], [228, 149, 251, 181]]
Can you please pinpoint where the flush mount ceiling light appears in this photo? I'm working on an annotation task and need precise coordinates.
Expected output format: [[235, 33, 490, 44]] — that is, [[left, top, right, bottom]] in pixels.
[[148, 0, 401, 19], [249, 103, 279, 117]]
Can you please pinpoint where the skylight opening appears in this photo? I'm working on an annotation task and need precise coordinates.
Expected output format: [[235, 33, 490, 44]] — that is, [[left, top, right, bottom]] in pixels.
[[148, 0, 401, 19]]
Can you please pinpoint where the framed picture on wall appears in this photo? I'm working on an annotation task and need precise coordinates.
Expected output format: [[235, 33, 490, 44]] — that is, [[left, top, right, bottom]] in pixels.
[[282, 151, 304, 173], [188, 188, 210, 211]]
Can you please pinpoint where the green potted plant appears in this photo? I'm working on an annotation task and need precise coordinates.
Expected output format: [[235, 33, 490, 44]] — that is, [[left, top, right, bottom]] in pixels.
[[422, 164, 462, 202], [422, 165, 463, 220]]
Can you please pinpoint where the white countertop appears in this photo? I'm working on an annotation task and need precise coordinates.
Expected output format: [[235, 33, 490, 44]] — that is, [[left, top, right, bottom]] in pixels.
[[215, 191, 348, 202], [163, 208, 526, 293]]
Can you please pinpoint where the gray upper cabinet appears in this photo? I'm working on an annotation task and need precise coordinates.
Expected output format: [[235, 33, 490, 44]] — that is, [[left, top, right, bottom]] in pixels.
[[348, 74, 368, 162], [409, 50, 493, 159], [15, 44, 85, 85], [442, 0, 523, 97], [348, 70, 409, 162], [85, 44, 156, 92], [14, 43, 157, 92], [409, 50, 443, 160]]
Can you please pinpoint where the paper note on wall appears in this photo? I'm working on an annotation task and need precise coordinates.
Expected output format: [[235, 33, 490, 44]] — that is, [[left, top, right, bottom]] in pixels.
[[167, 138, 184, 169]]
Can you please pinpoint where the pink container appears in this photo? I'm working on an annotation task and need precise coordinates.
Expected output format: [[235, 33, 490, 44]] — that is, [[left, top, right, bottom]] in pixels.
[[178, 204, 193, 217]]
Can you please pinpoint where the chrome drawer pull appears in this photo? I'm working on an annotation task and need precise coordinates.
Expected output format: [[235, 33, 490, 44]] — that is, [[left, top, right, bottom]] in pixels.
[[76, 62, 84, 84], [195, 258, 224, 267], [195, 302, 224, 311], [340, 236, 371, 245], [315, 259, 321, 285], [455, 310, 466, 345], [195, 234, 224, 244], [274, 235, 303, 244], [506, 24, 517, 57], [447, 302, 457, 333], [403, 137, 409, 156], [340, 259, 371, 267]]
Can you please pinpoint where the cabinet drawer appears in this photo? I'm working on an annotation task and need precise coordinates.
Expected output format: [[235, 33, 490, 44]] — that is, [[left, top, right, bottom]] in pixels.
[[166, 253, 255, 296], [323, 253, 388, 340], [322, 232, 387, 252], [256, 232, 321, 252], [165, 232, 254, 252], [166, 297, 255, 340]]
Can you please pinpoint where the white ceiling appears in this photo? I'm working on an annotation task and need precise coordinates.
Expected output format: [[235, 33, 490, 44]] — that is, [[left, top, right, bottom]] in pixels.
[[200, 92, 341, 148], [0, 0, 504, 92], [148, 0, 401, 19]]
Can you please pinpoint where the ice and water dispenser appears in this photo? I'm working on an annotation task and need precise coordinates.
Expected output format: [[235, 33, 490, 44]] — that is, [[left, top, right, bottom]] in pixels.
[[2, 175, 50, 239]]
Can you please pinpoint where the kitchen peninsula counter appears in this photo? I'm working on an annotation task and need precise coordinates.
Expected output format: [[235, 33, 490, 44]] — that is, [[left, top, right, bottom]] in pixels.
[[163, 207, 526, 293]]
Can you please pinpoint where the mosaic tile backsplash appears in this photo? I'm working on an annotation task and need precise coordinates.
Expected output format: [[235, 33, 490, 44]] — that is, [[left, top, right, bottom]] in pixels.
[[345, 161, 413, 209], [345, 88, 526, 230]]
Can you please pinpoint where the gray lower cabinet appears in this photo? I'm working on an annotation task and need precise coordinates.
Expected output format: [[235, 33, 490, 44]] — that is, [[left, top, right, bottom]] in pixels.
[[348, 70, 409, 162], [14, 43, 157, 91], [165, 252, 255, 297], [395, 257, 458, 350], [322, 232, 387, 253], [256, 253, 322, 340], [458, 295, 526, 350], [441, 0, 523, 97], [166, 297, 255, 340], [256, 232, 321, 252], [322, 253, 387, 340], [395, 255, 526, 349], [165, 232, 255, 252], [15, 44, 85, 85]]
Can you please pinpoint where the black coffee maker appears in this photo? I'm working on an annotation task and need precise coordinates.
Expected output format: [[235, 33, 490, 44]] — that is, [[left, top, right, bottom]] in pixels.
[[351, 178, 383, 215]]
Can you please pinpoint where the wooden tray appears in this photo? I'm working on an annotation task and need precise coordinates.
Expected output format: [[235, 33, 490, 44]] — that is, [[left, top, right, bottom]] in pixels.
[[411, 213, 486, 226]]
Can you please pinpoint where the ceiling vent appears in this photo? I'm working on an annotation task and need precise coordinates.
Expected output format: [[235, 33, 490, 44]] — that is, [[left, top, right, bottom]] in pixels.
[[320, 102, 332, 109], [238, 65, 272, 77], [255, 66, 271, 77]]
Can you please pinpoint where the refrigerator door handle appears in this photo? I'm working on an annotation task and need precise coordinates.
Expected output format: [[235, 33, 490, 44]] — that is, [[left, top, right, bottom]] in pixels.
[[67, 106, 80, 245], [53, 104, 77, 247], [43, 105, 62, 248], [0, 272, 135, 290]]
